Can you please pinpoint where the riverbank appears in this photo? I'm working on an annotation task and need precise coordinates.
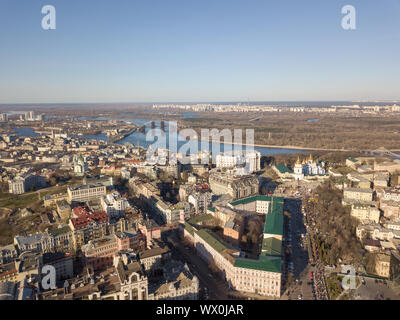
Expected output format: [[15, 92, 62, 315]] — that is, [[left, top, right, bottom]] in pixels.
[[190, 136, 342, 152]]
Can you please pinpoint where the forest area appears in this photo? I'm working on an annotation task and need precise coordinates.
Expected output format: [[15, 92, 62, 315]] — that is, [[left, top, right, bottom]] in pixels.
[[306, 180, 365, 266]]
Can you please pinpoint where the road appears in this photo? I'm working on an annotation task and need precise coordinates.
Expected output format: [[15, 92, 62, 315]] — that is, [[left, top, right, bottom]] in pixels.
[[165, 230, 230, 300], [354, 277, 399, 300], [280, 198, 315, 300]]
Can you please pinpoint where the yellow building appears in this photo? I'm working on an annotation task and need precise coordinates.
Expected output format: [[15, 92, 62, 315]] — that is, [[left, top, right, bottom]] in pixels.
[[343, 188, 373, 202], [351, 204, 381, 224]]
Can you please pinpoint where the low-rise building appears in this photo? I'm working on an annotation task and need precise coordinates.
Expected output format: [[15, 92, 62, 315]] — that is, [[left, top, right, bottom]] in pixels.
[[43, 193, 68, 207], [8, 173, 46, 194], [273, 164, 293, 180], [67, 184, 107, 203], [374, 160, 400, 173], [56, 200, 72, 220], [380, 200, 400, 219], [188, 191, 212, 215], [182, 196, 283, 298], [149, 260, 199, 300], [138, 244, 171, 272], [81, 231, 146, 271], [209, 173, 259, 200], [346, 157, 360, 169], [356, 224, 400, 241], [137, 219, 161, 248], [14, 233, 53, 254], [38, 252, 74, 281], [47, 225, 74, 253], [69, 206, 109, 251], [350, 204, 381, 224], [375, 253, 391, 278], [380, 187, 400, 203], [0, 244, 18, 264], [101, 191, 130, 218], [343, 187, 374, 202]]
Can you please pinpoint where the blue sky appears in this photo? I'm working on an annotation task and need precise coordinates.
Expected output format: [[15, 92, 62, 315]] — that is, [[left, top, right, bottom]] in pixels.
[[0, 0, 399, 103]]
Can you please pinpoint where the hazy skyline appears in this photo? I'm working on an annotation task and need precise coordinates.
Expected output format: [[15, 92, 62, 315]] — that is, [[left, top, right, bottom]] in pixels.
[[0, 0, 399, 103]]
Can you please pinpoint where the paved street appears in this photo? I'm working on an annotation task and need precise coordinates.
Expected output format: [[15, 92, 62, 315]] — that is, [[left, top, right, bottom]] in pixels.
[[354, 277, 399, 300], [164, 230, 230, 300], [280, 198, 315, 300]]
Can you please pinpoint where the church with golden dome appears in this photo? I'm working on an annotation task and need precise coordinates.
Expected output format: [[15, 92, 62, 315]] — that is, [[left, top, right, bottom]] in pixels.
[[293, 154, 326, 180]]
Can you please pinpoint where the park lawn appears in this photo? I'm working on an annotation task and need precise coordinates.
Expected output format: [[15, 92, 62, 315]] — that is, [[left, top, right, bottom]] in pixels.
[[326, 274, 344, 300], [0, 213, 43, 246], [0, 217, 15, 245], [39, 186, 67, 197], [0, 193, 39, 208]]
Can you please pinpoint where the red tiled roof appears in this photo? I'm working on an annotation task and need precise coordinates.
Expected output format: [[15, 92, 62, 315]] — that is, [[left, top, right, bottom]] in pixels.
[[71, 206, 109, 229]]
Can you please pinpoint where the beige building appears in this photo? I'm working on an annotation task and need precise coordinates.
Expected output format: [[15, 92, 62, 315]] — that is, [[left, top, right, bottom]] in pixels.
[[356, 224, 400, 241], [374, 160, 400, 173], [43, 193, 68, 207], [40, 254, 198, 300], [67, 184, 106, 203], [351, 204, 381, 224], [138, 245, 171, 272], [209, 173, 259, 200], [47, 225, 74, 253], [375, 253, 391, 278], [343, 188, 373, 202], [380, 187, 400, 202], [56, 200, 72, 220], [346, 157, 360, 169], [182, 196, 284, 298]]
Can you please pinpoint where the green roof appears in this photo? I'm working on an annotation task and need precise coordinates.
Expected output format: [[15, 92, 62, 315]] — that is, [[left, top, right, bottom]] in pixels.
[[234, 255, 282, 273], [188, 214, 213, 224], [196, 229, 234, 253], [229, 195, 284, 236], [185, 195, 284, 274], [262, 237, 282, 256], [263, 198, 284, 236], [48, 226, 71, 237], [183, 222, 196, 236], [274, 164, 293, 174], [207, 207, 216, 213], [347, 157, 358, 163], [230, 195, 274, 207]]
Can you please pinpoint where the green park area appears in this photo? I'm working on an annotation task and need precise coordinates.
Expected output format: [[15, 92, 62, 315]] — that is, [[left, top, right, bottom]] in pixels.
[[0, 192, 39, 209]]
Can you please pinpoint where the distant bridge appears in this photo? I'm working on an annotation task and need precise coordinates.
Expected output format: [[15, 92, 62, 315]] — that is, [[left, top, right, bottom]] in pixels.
[[139, 120, 166, 133]]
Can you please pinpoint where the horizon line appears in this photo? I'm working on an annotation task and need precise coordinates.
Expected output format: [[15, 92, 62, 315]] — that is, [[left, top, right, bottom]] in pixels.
[[1, 99, 400, 106]]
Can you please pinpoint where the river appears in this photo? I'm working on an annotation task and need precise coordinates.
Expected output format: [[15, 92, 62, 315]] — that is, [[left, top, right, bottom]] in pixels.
[[15, 115, 312, 156]]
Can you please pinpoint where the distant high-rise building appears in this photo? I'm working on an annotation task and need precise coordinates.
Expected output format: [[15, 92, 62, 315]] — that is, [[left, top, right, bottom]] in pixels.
[[24, 111, 34, 121], [0, 113, 8, 122], [24, 111, 41, 121], [215, 151, 261, 173]]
